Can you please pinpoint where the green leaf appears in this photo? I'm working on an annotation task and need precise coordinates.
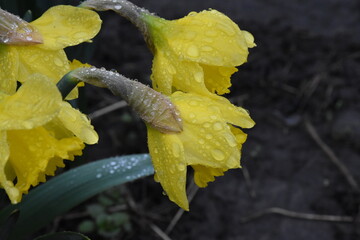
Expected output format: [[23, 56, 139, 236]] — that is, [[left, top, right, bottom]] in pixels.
[[34, 231, 91, 240], [0, 154, 154, 240], [0, 209, 19, 240]]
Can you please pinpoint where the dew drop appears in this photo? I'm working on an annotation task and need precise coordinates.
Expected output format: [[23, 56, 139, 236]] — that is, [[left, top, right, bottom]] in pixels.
[[114, 5, 122, 10], [187, 45, 199, 57], [26, 36, 32, 41], [96, 173, 102, 178], [177, 162, 186, 171], [213, 122, 223, 131], [194, 71, 202, 83], [199, 139, 205, 144], [203, 123, 211, 128], [189, 100, 198, 106], [201, 46, 213, 52], [211, 149, 225, 161], [210, 115, 217, 120], [54, 58, 63, 67], [172, 142, 181, 158], [185, 31, 196, 40], [205, 134, 212, 139], [206, 30, 217, 37], [224, 133, 237, 147], [154, 148, 159, 154], [189, 113, 196, 119]]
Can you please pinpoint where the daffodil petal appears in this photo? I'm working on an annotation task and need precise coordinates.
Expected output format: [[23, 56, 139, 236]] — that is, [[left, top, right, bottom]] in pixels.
[[163, 10, 251, 67], [147, 126, 189, 210], [16, 45, 70, 82], [57, 102, 98, 144], [230, 126, 247, 150], [0, 74, 62, 130], [211, 96, 255, 128], [6, 127, 84, 203], [192, 165, 227, 188], [0, 45, 18, 94], [0, 131, 20, 204], [151, 52, 174, 95], [171, 92, 240, 169], [202, 64, 238, 95], [30, 5, 101, 50]]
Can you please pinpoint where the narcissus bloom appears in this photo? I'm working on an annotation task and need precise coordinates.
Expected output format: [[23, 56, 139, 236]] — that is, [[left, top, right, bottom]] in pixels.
[[143, 10, 256, 96], [0, 74, 98, 204], [147, 92, 255, 210], [0, 5, 101, 98]]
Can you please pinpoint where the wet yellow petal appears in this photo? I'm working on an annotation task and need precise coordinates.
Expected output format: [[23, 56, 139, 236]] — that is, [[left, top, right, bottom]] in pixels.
[[147, 126, 189, 210], [0, 45, 18, 94], [151, 51, 174, 95], [0, 74, 62, 130], [171, 92, 241, 169], [202, 64, 238, 95], [192, 165, 227, 188], [16, 45, 69, 82], [0, 131, 20, 203], [153, 10, 252, 67], [57, 102, 98, 144], [30, 5, 101, 50], [6, 127, 84, 203], [242, 30, 256, 48], [210, 96, 255, 128]]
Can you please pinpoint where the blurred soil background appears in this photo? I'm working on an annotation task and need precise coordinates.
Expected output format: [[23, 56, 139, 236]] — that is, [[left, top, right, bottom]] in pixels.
[[2, 0, 360, 239]]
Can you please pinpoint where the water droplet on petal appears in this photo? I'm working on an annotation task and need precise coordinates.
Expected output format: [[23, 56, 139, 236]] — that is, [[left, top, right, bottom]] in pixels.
[[189, 100, 198, 106], [206, 30, 217, 37], [203, 123, 211, 128], [201, 46, 213, 52], [54, 58, 63, 67], [154, 148, 159, 154], [199, 139, 205, 144], [194, 71, 202, 83], [172, 142, 181, 158], [211, 149, 225, 161], [213, 122, 223, 131], [205, 134, 212, 139], [187, 45, 199, 57], [185, 31, 196, 40], [224, 133, 237, 147], [177, 162, 186, 171], [114, 5, 122, 10], [189, 113, 196, 119]]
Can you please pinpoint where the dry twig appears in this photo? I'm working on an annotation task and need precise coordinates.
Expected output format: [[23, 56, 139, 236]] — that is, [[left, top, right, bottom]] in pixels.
[[240, 207, 354, 223], [304, 116, 359, 191], [165, 180, 199, 234], [88, 100, 127, 120]]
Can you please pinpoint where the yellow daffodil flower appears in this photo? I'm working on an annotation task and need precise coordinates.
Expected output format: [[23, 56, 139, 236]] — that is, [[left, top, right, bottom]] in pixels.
[[147, 92, 255, 210], [0, 74, 98, 204], [143, 10, 256, 96], [0, 5, 101, 98]]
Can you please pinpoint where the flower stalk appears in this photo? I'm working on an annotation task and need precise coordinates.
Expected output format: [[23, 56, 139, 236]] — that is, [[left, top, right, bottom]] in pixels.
[[80, 0, 153, 47]]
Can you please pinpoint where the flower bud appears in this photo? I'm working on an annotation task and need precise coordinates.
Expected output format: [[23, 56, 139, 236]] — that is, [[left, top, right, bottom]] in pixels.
[[69, 67, 183, 133], [0, 8, 43, 45]]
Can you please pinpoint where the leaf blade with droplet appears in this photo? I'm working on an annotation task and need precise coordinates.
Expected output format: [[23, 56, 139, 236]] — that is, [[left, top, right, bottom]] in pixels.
[[0, 154, 153, 240]]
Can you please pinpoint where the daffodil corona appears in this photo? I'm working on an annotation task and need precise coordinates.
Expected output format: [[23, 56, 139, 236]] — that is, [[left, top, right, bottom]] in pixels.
[[0, 74, 98, 204], [143, 10, 256, 96], [147, 92, 255, 210], [0, 5, 101, 98]]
